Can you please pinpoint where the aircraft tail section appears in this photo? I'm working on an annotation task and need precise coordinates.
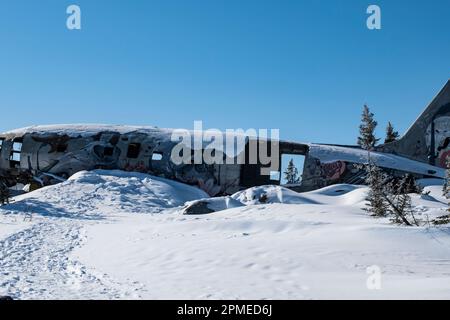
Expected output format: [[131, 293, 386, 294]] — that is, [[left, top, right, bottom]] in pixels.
[[379, 80, 450, 167]]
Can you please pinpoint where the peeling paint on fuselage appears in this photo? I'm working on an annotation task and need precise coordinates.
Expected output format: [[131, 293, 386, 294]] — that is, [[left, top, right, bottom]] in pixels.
[[0, 128, 246, 196], [1, 80, 448, 195]]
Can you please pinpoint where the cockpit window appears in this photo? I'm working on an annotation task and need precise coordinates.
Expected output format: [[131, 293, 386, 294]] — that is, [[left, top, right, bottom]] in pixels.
[[12, 142, 22, 152], [10, 139, 23, 168]]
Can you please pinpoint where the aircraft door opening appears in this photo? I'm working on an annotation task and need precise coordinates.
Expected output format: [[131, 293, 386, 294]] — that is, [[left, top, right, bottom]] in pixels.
[[280, 154, 305, 186]]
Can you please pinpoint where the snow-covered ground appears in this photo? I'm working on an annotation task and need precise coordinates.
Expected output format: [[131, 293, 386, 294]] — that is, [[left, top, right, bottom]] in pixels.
[[1, 170, 450, 300]]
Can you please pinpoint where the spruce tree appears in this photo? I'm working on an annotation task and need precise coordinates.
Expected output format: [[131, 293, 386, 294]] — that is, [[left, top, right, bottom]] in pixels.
[[384, 122, 399, 144], [364, 161, 388, 217], [357, 105, 379, 150], [284, 158, 300, 185], [397, 173, 422, 194], [363, 163, 420, 226], [384, 175, 418, 226], [444, 156, 450, 211]]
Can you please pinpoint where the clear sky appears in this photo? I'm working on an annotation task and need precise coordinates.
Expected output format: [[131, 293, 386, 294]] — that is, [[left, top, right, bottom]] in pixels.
[[0, 0, 448, 145]]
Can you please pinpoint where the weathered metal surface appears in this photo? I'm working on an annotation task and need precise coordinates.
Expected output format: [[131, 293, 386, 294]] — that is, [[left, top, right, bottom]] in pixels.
[[0, 80, 448, 194]]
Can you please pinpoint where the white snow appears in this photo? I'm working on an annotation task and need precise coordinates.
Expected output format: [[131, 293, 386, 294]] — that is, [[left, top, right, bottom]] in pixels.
[[182, 185, 366, 214], [308, 144, 445, 178], [1, 170, 450, 300], [1, 124, 163, 137], [1, 124, 250, 156]]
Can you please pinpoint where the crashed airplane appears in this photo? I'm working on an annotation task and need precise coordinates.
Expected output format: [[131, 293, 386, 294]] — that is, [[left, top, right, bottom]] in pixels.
[[0, 80, 449, 196]]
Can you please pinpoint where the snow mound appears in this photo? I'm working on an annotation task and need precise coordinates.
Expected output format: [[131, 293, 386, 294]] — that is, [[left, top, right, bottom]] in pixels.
[[182, 184, 368, 214], [182, 197, 244, 215], [182, 185, 319, 215], [232, 185, 320, 205], [304, 184, 368, 206], [2, 170, 209, 218], [306, 184, 362, 196]]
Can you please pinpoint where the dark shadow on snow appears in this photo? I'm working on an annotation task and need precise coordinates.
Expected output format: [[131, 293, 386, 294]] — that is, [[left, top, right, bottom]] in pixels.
[[0, 199, 105, 221]]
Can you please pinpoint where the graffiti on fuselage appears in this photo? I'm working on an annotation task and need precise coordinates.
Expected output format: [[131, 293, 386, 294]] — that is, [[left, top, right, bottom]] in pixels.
[[321, 160, 347, 181], [426, 116, 450, 167]]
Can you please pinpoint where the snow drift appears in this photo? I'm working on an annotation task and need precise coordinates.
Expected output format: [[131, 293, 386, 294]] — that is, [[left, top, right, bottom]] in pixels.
[[3, 170, 209, 219]]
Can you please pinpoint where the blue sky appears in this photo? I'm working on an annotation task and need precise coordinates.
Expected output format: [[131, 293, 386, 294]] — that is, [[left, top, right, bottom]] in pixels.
[[0, 0, 448, 145]]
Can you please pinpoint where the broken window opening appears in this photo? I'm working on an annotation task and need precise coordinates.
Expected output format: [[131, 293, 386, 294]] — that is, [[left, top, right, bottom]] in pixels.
[[10, 152, 21, 162], [12, 142, 22, 152], [104, 147, 114, 157], [9, 139, 23, 168], [127, 143, 141, 159], [281, 154, 305, 185], [152, 152, 163, 161], [93, 145, 116, 159], [56, 144, 68, 153], [0, 139, 3, 153]]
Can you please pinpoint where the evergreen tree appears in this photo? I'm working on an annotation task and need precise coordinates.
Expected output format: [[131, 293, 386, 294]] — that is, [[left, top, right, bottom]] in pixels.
[[384, 122, 399, 144], [384, 175, 418, 226], [357, 105, 379, 150], [363, 165, 419, 225], [443, 156, 450, 211], [364, 161, 388, 217], [284, 158, 300, 184], [397, 173, 423, 194]]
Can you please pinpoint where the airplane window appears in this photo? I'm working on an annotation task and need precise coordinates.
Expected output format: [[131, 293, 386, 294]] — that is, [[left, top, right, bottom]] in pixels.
[[93, 145, 115, 159], [127, 143, 141, 159], [12, 142, 22, 152], [152, 152, 163, 161], [56, 144, 68, 153], [10, 152, 21, 162], [104, 147, 114, 156], [9, 139, 23, 167]]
